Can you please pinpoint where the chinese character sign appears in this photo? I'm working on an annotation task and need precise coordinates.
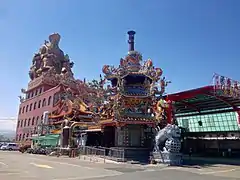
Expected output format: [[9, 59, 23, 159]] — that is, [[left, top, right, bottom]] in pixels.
[[213, 73, 240, 98]]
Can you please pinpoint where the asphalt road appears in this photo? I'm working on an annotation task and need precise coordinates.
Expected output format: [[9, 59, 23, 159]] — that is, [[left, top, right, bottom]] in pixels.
[[0, 151, 240, 180]]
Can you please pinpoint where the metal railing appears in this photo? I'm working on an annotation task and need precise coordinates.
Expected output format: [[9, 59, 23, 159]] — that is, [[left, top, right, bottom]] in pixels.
[[78, 146, 125, 163], [101, 147, 125, 162], [78, 146, 106, 163]]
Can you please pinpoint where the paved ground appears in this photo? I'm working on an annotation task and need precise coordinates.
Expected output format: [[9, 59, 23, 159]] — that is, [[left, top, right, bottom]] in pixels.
[[0, 151, 240, 180]]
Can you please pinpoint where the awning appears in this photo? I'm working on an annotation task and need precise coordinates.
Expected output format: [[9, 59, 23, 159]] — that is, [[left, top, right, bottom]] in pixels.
[[166, 85, 240, 115]]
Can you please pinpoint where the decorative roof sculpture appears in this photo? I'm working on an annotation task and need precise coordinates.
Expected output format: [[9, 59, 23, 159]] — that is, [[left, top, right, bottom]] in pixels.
[[26, 33, 81, 91], [29, 33, 74, 81], [102, 31, 170, 97], [100, 31, 172, 125]]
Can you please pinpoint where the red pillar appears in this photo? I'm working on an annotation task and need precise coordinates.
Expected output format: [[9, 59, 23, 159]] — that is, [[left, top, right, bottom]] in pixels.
[[165, 96, 173, 124]]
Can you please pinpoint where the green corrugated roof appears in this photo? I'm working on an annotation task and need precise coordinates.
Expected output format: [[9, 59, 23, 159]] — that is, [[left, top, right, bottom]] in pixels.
[[32, 134, 60, 147], [32, 134, 60, 141], [45, 134, 60, 139]]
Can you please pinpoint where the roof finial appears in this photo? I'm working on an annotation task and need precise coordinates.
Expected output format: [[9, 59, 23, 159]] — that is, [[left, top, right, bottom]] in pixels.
[[127, 30, 136, 51]]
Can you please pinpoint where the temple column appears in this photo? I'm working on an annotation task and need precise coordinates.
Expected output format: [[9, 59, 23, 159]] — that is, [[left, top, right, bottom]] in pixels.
[[115, 127, 124, 146], [123, 126, 129, 146]]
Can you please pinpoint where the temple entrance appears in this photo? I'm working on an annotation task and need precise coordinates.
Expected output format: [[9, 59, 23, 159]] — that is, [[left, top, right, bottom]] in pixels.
[[114, 124, 154, 148], [128, 125, 142, 147], [85, 131, 102, 147], [102, 126, 115, 147], [113, 124, 154, 162]]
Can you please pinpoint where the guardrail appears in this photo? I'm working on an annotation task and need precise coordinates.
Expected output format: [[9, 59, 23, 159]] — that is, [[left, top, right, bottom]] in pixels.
[[78, 146, 125, 163]]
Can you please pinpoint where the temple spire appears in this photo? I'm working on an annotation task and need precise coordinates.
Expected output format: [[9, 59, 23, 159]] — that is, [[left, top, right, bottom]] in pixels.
[[127, 30, 136, 51]]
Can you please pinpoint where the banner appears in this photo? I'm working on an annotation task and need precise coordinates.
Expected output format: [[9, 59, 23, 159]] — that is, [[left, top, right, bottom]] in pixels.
[[213, 73, 240, 98]]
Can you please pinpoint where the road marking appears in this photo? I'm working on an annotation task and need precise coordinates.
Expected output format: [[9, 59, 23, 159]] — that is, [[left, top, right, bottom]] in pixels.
[[30, 162, 53, 169], [161, 166, 239, 175], [144, 169, 155, 172], [159, 166, 182, 171], [53, 173, 123, 180], [0, 172, 21, 176], [199, 168, 237, 175], [29, 157, 94, 169], [0, 162, 7, 166]]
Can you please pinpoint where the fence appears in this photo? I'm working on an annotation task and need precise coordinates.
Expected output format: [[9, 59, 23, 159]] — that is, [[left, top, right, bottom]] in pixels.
[[103, 147, 125, 162], [78, 146, 106, 162], [78, 146, 125, 163]]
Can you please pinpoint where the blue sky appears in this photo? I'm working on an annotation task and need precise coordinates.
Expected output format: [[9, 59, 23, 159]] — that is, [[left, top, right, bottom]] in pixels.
[[0, 0, 240, 129]]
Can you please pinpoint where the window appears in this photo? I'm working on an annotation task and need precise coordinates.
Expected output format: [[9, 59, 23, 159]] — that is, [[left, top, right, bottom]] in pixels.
[[28, 118, 31, 126], [38, 100, 41, 108], [32, 117, 35, 126], [36, 116, 39, 125], [35, 90, 38, 96], [177, 111, 240, 132], [20, 120, 23, 127], [34, 102, 37, 110], [42, 98, 46, 107], [48, 96, 52, 106], [29, 103, 32, 111], [22, 107, 25, 114], [22, 134, 25, 140], [8, 143, 16, 147], [19, 107, 21, 115], [24, 119, 27, 127], [39, 88, 42, 94], [17, 120, 20, 128], [26, 105, 29, 112], [19, 134, 22, 141], [31, 92, 34, 98], [53, 93, 61, 106]]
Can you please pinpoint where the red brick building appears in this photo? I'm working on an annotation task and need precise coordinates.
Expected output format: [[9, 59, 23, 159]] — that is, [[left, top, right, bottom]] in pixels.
[[15, 33, 82, 142], [16, 85, 62, 141]]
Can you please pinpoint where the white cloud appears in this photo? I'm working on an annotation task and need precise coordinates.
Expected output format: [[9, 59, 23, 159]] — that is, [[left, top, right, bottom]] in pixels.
[[0, 120, 17, 131]]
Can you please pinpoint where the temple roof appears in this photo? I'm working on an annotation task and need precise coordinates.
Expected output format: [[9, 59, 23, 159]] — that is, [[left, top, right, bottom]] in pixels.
[[102, 31, 163, 82]]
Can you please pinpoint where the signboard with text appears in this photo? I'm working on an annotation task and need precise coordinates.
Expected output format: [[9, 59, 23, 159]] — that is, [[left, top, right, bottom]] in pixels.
[[213, 73, 240, 99]]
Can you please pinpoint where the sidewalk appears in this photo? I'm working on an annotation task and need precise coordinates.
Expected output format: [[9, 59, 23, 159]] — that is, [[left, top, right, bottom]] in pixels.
[[57, 153, 240, 166]]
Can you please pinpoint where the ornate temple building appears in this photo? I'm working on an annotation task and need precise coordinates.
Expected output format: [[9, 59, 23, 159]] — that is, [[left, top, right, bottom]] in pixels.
[[47, 31, 171, 154], [16, 31, 240, 161], [15, 33, 88, 142], [16, 31, 177, 161]]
